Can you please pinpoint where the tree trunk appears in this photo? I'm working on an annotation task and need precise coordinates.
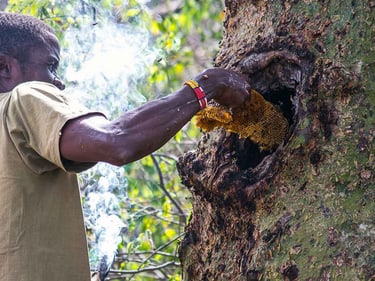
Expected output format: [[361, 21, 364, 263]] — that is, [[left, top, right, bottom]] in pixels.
[[177, 1, 375, 280]]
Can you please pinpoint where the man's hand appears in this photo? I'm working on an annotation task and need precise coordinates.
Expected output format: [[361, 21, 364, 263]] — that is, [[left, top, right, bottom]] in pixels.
[[194, 68, 251, 108]]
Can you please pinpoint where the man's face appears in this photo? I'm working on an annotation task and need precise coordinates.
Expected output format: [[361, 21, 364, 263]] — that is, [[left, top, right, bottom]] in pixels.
[[15, 32, 65, 90]]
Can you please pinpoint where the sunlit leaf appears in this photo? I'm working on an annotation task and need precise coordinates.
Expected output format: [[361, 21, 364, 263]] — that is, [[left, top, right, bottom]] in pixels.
[[165, 228, 177, 239], [150, 20, 160, 35], [126, 8, 140, 17], [174, 62, 184, 76], [67, 16, 75, 24], [174, 130, 182, 143]]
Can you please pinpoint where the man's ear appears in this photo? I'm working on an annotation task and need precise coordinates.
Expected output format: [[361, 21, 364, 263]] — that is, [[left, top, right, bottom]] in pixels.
[[0, 53, 12, 79], [0, 53, 22, 92]]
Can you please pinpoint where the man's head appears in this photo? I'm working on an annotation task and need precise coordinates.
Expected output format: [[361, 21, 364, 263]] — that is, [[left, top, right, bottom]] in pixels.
[[0, 12, 55, 63], [0, 12, 65, 92]]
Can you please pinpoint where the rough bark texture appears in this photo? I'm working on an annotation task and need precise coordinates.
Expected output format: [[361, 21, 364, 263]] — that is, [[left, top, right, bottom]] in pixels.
[[177, 1, 375, 280]]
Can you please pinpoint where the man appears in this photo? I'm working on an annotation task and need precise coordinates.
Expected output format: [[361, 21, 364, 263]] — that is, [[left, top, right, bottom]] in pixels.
[[0, 12, 250, 281]]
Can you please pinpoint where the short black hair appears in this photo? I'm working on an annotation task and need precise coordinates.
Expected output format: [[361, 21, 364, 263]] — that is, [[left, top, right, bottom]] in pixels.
[[0, 12, 55, 63]]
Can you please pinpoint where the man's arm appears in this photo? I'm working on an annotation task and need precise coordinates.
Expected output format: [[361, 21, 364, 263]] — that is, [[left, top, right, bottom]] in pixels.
[[59, 68, 250, 166]]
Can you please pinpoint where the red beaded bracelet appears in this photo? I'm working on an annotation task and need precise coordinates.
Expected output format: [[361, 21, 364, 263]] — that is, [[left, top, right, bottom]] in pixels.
[[184, 79, 208, 110]]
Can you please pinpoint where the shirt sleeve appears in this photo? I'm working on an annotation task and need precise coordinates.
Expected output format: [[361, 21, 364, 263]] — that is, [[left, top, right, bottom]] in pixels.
[[6, 81, 103, 174]]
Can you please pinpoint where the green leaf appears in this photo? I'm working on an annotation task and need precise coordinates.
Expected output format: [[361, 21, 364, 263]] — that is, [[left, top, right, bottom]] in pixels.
[[126, 8, 140, 17]]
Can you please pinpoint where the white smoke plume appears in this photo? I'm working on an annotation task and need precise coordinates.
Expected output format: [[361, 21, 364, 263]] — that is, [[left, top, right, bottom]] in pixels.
[[59, 1, 159, 274]]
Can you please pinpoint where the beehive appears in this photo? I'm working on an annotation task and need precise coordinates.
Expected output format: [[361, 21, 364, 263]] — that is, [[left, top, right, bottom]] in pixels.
[[195, 89, 289, 151]]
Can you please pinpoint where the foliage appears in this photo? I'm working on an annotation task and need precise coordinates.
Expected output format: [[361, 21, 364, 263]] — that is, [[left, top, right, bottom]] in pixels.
[[6, 0, 224, 280]]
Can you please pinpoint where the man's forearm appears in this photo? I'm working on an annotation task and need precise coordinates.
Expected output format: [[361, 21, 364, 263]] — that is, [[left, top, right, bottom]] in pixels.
[[60, 85, 201, 166], [106, 85, 201, 164]]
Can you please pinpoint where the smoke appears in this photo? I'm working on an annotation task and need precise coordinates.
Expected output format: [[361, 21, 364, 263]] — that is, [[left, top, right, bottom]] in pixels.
[[59, 1, 159, 274], [62, 19, 159, 117], [79, 163, 130, 273]]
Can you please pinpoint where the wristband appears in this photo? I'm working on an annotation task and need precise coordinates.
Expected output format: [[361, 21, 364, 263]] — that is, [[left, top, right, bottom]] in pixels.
[[184, 79, 208, 110]]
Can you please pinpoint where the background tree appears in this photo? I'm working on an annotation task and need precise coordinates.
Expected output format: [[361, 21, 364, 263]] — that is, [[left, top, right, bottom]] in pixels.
[[177, 1, 375, 280]]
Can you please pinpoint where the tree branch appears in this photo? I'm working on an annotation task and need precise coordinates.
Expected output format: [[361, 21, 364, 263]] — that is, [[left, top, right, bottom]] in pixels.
[[108, 261, 180, 278], [150, 154, 186, 222], [126, 232, 185, 280]]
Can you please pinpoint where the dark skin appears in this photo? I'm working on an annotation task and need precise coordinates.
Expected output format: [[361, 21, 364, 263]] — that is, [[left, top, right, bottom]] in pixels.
[[0, 32, 250, 166]]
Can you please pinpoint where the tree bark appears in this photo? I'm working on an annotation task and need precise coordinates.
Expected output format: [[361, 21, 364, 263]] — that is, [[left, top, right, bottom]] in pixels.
[[177, 1, 375, 280]]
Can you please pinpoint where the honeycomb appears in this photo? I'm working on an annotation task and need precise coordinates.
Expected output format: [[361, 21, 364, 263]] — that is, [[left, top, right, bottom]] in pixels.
[[195, 89, 289, 151]]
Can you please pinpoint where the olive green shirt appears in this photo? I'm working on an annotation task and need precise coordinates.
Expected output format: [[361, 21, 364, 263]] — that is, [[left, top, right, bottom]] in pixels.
[[0, 82, 97, 281]]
